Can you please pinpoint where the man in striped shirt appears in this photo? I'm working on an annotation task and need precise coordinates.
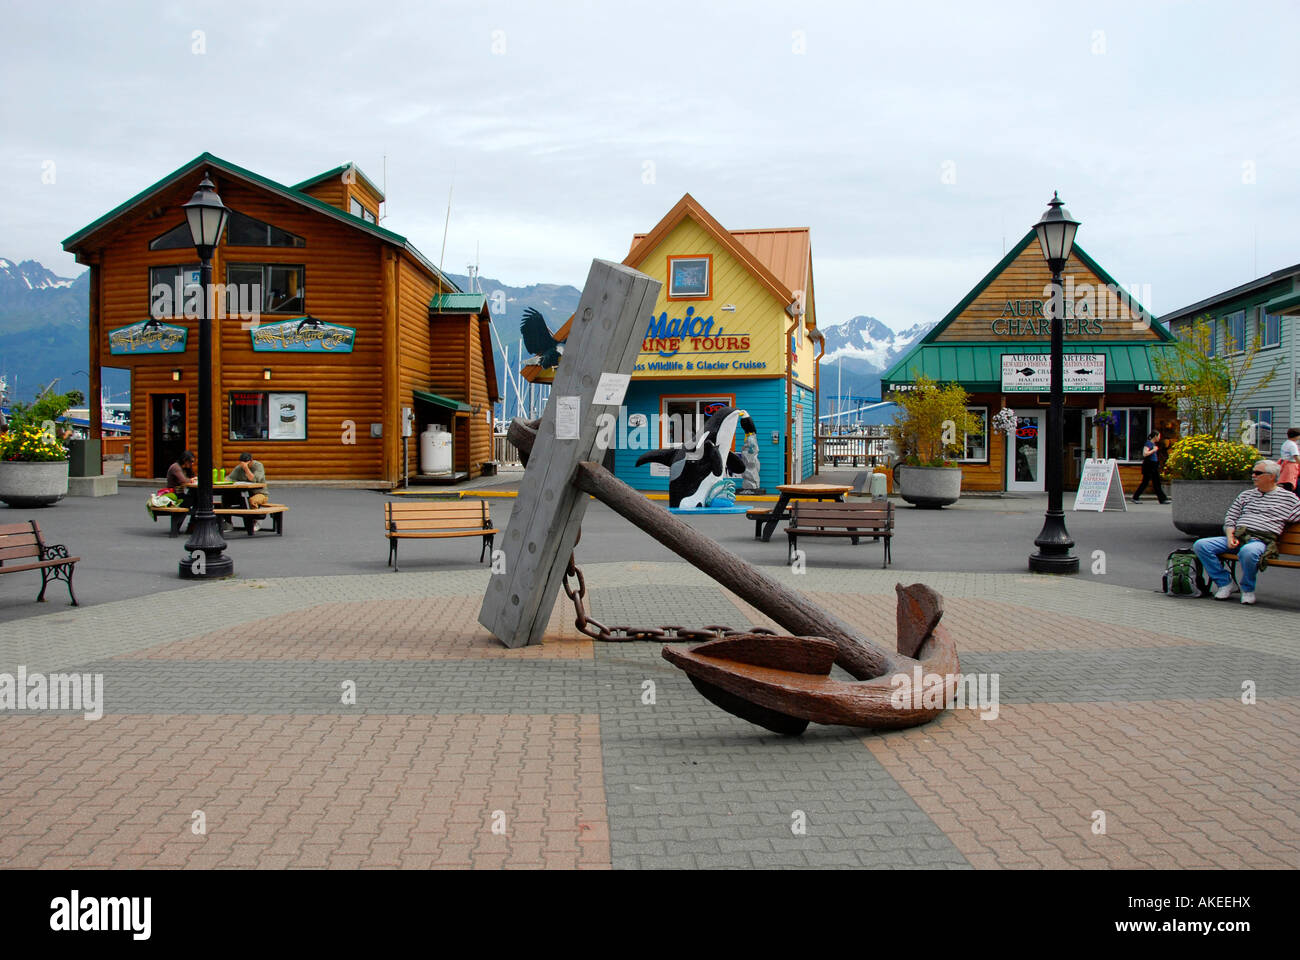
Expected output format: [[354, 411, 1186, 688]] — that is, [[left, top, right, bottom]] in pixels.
[[1193, 460, 1300, 604]]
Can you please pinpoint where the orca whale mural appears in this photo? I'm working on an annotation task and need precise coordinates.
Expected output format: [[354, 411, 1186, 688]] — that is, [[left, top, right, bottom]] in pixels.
[[636, 406, 757, 509]]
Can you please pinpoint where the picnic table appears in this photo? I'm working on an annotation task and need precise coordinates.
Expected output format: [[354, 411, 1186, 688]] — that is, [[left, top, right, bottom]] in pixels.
[[751, 483, 852, 542], [213, 481, 266, 510]]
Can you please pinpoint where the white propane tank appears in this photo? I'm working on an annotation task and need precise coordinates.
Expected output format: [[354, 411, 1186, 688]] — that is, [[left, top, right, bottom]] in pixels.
[[420, 425, 453, 475]]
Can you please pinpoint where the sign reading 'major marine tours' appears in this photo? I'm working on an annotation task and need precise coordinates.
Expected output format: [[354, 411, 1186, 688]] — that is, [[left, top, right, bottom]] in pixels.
[[1000, 354, 1106, 392], [249, 317, 356, 353], [109, 320, 188, 354]]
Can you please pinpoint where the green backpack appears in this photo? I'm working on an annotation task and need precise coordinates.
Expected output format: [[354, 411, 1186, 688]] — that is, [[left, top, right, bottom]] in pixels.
[[1162, 549, 1208, 597]]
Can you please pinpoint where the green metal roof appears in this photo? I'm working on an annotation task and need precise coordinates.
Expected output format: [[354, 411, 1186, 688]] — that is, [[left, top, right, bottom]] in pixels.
[[61, 152, 454, 291], [413, 389, 471, 414], [880, 342, 1178, 391], [290, 162, 385, 200], [430, 292, 488, 314]]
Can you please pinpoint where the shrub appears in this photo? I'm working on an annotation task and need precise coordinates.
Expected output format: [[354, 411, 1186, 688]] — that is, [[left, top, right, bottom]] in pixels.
[[887, 375, 981, 468], [1164, 434, 1259, 481]]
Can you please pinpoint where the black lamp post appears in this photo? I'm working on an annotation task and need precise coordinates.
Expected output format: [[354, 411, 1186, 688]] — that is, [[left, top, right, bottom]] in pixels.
[[1028, 192, 1080, 574], [179, 172, 232, 579]]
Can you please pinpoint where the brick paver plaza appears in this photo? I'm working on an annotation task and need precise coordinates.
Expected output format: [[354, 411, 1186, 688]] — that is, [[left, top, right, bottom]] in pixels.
[[3, 554, 1296, 870]]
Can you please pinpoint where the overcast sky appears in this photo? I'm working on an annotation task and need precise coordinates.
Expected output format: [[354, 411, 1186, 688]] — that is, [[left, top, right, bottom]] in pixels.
[[3, 0, 1298, 331]]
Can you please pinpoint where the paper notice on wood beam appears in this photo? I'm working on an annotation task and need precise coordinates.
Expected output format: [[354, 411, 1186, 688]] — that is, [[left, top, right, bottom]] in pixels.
[[555, 396, 581, 440]]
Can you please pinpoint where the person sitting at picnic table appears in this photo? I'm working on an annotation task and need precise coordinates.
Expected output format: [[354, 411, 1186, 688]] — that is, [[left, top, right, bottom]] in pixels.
[[1192, 459, 1300, 605], [166, 450, 198, 501], [227, 452, 271, 527]]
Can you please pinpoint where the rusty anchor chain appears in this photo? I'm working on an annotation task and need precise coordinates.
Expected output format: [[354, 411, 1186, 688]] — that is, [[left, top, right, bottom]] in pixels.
[[561, 551, 773, 643]]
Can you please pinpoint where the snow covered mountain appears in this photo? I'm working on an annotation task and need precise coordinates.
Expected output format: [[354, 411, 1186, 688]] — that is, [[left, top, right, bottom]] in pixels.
[[0, 258, 79, 294], [820, 314, 934, 370]]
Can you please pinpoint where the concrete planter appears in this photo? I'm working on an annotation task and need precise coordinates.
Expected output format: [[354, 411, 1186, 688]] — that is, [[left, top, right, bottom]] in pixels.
[[0, 459, 70, 508], [1171, 479, 1244, 538], [898, 465, 962, 508]]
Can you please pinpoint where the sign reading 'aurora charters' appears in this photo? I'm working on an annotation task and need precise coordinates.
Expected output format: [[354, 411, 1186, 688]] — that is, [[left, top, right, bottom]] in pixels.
[[249, 317, 356, 353], [1001, 354, 1106, 392], [108, 320, 187, 354]]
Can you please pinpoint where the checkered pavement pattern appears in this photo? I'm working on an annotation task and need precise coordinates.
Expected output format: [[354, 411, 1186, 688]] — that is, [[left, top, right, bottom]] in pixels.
[[1, 563, 1296, 869]]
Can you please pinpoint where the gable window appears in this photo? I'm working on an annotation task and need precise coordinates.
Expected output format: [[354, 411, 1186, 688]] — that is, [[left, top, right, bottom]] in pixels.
[[226, 263, 305, 315], [1256, 305, 1281, 349], [149, 222, 196, 251], [148, 264, 201, 317], [667, 255, 711, 300], [1223, 309, 1246, 353], [961, 406, 988, 463], [226, 210, 305, 247]]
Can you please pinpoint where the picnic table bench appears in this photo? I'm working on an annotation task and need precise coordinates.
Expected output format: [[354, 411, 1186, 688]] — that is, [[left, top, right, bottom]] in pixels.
[[0, 520, 79, 604], [785, 500, 894, 567], [386, 499, 497, 571], [148, 501, 288, 537], [748, 483, 853, 541]]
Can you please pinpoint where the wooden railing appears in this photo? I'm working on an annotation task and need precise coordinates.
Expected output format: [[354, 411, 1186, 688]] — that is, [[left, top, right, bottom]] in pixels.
[[816, 430, 891, 469], [494, 433, 523, 466]]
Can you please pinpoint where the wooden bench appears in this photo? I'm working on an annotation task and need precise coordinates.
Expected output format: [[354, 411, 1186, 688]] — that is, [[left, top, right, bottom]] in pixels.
[[1219, 522, 1300, 584], [149, 502, 288, 537], [0, 520, 79, 605], [385, 499, 497, 571], [746, 506, 786, 539], [785, 501, 894, 567]]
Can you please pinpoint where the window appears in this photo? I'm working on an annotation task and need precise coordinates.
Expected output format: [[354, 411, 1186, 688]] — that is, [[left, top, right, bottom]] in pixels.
[[229, 391, 307, 441], [349, 197, 376, 223], [226, 210, 305, 247], [660, 396, 734, 448], [1098, 407, 1151, 462], [667, 255, 711, 300], [148, 264, 201, 318], [1256, 305, 1282, 349], [1245, 408, 1273, 451], [1223, 309, 1246, 353], [226, 263, 305, 315], [149, 222, 195, 251], [961, 406, 988, 462]]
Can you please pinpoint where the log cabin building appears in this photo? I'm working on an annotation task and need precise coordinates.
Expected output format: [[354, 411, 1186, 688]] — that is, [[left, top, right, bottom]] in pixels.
[[881, 231, 1179, 494], [62, 153, 498, 485]]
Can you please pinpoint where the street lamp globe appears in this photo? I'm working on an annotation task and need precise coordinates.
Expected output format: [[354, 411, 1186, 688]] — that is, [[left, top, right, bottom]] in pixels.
[[182, 172, 229, 255], [1034, 191, 1080, 269]]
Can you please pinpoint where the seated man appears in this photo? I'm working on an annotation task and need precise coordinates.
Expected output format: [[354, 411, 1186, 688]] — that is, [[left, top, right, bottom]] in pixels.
[[1193, 460, 1300, 604], [227, 452, 271, 527]]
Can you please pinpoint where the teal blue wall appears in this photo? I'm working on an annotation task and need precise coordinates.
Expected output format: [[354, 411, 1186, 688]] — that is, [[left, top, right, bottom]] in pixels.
[[612, 378, 788, 491]]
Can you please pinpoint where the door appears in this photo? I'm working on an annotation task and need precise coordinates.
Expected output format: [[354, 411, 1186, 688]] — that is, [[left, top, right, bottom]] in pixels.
[[1006, 409, 1045, 492], [152, 394, 186, 478]]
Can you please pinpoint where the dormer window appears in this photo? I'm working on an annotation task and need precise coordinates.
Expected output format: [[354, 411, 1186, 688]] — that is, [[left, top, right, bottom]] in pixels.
[[149, 210, 304, 250], [349, 197, 377, 224]]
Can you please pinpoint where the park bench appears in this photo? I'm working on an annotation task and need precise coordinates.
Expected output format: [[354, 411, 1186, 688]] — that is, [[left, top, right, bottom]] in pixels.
[[0, 520, 79, 605], [385, 499, 497, 571], [148, 501, 288, 537], [1219, 522, 1300, 585], [785, 500, 894, 567]]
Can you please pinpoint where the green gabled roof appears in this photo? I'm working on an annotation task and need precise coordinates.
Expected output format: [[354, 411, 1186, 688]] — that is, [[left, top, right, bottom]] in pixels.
[[290, 162, 385, 201], [430, 292, 488, 314], [1263, 280, 1300, 316], [880, 341, 1178, 392], [61, 152, 455, 290], [412, 389, 471, 414]]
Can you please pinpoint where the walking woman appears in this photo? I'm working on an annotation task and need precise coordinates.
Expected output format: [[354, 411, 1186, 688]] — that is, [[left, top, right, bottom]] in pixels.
[[1132, 430, 1169, 503]]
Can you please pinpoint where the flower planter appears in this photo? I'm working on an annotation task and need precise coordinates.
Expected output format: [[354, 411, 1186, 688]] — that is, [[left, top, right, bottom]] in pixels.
[[898, 465, 962, 508], [1170, 479, 1244, 538], [0, 460, 70, 508]]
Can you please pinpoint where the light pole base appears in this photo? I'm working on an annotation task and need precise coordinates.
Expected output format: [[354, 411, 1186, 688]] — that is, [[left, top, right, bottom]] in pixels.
[[178, 553, 235, 579], [1028, 551, 1079, 574]]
